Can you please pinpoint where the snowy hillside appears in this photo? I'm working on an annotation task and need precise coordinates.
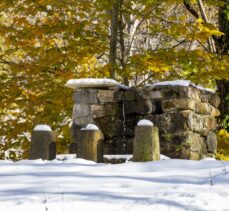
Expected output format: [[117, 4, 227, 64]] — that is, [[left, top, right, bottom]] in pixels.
[[0, 156, 229, 211]]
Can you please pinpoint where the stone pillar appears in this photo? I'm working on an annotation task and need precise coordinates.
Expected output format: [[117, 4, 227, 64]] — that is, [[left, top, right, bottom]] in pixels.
[[29, 125, 56, 160], [77, 125, 104, 163], [133, 120, 160, 162]]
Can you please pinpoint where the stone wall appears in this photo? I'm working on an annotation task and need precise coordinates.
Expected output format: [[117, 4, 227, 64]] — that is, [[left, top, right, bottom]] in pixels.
[[71, 84, 220, 160], [71, 87, 130, 154]]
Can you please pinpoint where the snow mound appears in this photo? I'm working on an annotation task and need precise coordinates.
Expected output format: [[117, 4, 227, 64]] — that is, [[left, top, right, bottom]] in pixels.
[[1, 157, 229, 210], [34, 125, 52, 131], [104, 154, 133, 160], [137, 119, 154, 126], [146, 80, 215, 93], [65, 78, 119, 89], [160, 154, 170, 160], [81, 124, 99, 131], [56, 154, 76, 161]]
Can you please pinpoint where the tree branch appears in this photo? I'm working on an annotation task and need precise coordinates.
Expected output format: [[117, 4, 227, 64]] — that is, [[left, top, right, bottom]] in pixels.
[[183, 0, 199, 18], [197, 0, 216, 53]]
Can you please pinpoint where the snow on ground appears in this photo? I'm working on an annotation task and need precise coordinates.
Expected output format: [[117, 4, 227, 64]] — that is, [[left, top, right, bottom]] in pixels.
[[103, 154, 169, 161], [103, 154, 133, 161], [0, 157, 229, 211]]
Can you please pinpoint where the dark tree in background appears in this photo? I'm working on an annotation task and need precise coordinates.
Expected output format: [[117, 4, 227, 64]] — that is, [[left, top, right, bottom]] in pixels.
[[216, 0, 229, 131]]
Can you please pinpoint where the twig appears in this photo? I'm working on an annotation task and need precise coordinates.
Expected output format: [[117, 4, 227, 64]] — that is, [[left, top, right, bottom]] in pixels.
[[209, 168, 213, 186], [43, 192, 48, 211], [62, 191, 65, 211], [222, 162, 227, 175], [197, 0, 216, 53]]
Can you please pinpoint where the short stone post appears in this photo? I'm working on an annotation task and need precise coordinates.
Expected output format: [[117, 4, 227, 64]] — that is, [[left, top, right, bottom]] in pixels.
[[29, 125, 56, 160], [133, 119, 160, 162], [77, 124, 104, 163]]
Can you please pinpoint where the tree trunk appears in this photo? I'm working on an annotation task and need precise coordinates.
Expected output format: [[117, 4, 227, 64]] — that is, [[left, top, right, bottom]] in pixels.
[[197, 0, 216, 52], [217, 0, 229, 55], [118, 0, 129, 85], [109, 0, 119, 79]]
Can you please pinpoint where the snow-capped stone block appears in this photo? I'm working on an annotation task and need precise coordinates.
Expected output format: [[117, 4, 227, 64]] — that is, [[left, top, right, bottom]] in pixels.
[[29, 129, 56, 160], [65, 78, 120, 89], [133, 125, 160, 162], [34, 125, 52, 131], [137, 119, 154, 126], [78, 128, 104, 162]]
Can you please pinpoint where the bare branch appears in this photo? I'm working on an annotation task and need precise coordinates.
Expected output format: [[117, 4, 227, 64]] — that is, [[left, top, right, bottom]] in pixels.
[[183, 0, 199, 18]]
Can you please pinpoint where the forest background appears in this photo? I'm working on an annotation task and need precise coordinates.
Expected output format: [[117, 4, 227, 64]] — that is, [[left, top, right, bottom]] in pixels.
[[0, 0, 229, 160]]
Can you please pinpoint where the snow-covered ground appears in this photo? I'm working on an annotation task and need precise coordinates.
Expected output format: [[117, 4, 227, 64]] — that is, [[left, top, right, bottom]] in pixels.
[[0, 156, 229, 211]]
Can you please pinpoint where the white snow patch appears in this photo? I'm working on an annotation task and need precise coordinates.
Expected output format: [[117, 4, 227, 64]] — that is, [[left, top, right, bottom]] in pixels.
[[34, 125, 52, 131], [202, 157, 216, 161], [104, 154, 133, 161], [151, 80, 191, 87], [146, 80, 215, 93], [56, 154, 76, 161], [192, 84, 215, 93], [137, 119, 154, 126], [103, 154, 170, 161], [160, 154, 171, 160], [0, 157, 229, 211], [81, 124, 99, 131], [46, 5, 52, 11], [65, 78, 119, 89]]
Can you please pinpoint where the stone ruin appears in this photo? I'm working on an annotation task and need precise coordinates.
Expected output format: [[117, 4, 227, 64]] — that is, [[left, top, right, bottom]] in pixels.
[[66, 79, 220, 160]]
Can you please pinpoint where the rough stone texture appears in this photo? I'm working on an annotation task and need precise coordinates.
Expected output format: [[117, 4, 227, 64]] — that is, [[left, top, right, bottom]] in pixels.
[[149, 90, 163, 99], [29, 131, 56, 160], [98, 89, 117, 103], [73, 104, 91, 118], [144, 111, 217, 135], [94, 116, 123, 138], [73, 115, 94, 126], [124, 87, 137, 101], [145, 86, 201, 100], [206, 131, 217, 153], [125, 100, 154, 115], [70, 84, 220, 160], [73, 89, 98, 104], [160, 131, 206, 160], [71, 87, 127, 155], [133, 126, 160, 162], [69, 142, 77, 154], [77, 130, 104, 163], [162, 99, 220, 117], [91, 103, 118, 118], [103, 138, 133, 155], [200, 92, 221, 108], [114, 90, 124, 101]]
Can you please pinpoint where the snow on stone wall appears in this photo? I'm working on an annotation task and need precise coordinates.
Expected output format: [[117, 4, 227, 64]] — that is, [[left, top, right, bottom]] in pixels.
[[69, 79, 220, 160]]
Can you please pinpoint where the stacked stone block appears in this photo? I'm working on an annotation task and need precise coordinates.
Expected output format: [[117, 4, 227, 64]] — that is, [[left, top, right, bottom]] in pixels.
[[70, 83, 220, 160], [77, 129, 104, 163], [29, 131, 56, 160], [71, 87, 130, 154], [122, 85, 220, 160], [133, 125, 160, 162]]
